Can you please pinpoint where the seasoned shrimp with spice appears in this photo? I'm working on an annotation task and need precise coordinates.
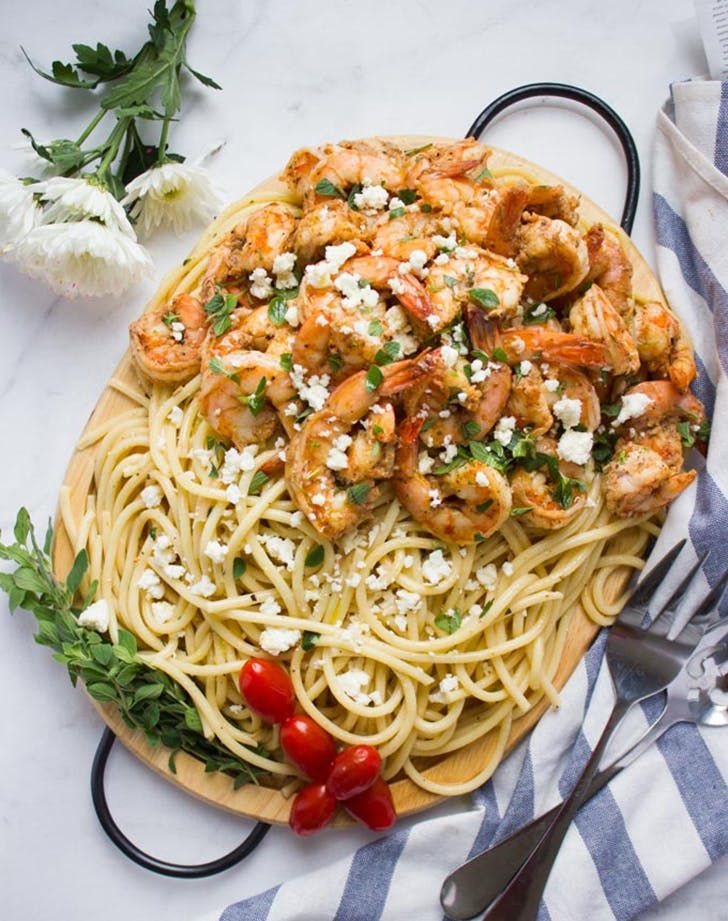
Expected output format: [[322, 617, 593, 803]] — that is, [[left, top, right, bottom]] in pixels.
[[451, 183, 530, 256], [129, 293, 208, 384], [630, 299, 696, 392], [568, 284, 640, 375], [603, 433, 695, 516], [584, 224, 633, 315], [515, 213, 590, 302], [510, 436, 589, 529], [293, 200, 369, 265], [405, 139, 491, 209], [285, 358, 429, 540], [394, 416, 512, 543], [296, 140, 406, 207]]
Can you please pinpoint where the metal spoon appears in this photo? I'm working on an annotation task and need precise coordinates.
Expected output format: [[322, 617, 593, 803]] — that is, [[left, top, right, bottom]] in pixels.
[[441, 625, 728, 921]]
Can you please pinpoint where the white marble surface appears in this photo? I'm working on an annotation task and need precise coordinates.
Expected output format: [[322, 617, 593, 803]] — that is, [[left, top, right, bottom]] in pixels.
[[0, 1, 726, 919]]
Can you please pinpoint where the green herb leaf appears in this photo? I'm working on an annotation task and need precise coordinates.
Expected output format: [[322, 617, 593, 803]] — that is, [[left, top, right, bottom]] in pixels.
[[347, 182, 363, 210], [469, 440, 509, 474], [523, 303, 556, 325], [468, 288, 500, 309], [420, 203, 433, 212], [327, 352, 344, 372], [365, 365, 384, 392], [315, 177, 345, 199], [474, 166, 493, 183], [243, 377, 267, 417], [676, 420, 695, 448], [374, 340, 401, 366], [368, 319, 384, 337], [389, 207, 405, 220], [697, 419, 711, 442], [601, 402, 621, 418], [405, 143, 432, 156], [510, 506, 533, 517], [305, 544, 324, 568], [248, 470, 269, 494], [279, 352, 293, 372], [397, 188, 418, 204], [347, 483, 371, 505], [208, 356, 240, 383], [434, 608, 462, 634], [492, 347, 508, 363], [232, 557, 246, 580], [301, 630, 320, 651]]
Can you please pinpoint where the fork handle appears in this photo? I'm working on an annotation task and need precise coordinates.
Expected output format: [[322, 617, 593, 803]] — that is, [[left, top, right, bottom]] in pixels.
[[441, 704, 675, 920], [480, 699, 632, 921]]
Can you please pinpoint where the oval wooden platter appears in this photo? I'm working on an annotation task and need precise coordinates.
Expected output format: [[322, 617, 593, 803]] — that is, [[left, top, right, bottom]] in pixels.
[[52, 136, 669, 825]]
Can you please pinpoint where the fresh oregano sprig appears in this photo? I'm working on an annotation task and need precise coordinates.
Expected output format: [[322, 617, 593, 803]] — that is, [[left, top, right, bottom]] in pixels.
[[0, 509, 260, 789]]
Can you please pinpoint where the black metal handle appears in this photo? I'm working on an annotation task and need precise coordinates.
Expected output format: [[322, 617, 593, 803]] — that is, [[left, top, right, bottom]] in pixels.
[[465, 82, 640, 234], [91, 728, 271, 878]]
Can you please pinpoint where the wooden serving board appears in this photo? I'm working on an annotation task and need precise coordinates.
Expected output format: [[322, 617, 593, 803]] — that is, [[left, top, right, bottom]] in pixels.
[[52, 137, 670, 825]]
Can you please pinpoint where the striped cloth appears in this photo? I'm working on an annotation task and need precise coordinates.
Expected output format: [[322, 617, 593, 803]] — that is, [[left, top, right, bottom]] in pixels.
[[220, 81, 728, 921]]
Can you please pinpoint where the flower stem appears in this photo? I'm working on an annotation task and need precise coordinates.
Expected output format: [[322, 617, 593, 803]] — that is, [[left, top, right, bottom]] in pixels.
[[75, 109, 106, 147], [96, 117, 132, 185]]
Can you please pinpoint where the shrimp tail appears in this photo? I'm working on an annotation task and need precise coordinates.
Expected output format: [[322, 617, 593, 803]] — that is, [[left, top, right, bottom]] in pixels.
[[463, 303, 501, 352], [396, 275, 436, 325], [540, 338, 609, 368], [379, 350, 433, 398], [398, 414, 426, 446]]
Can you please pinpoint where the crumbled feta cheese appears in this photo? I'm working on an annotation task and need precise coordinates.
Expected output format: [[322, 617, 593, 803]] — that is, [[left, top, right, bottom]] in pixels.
[[388, 196, 405, 211], [140, 484, 163, 508], [290, 510, 303, 527], [261, 535, 297, 570], [170, 321, 185, 342], [284, 305, 299, 327], [78, 599, 110, 633], [429, 673, 460, 703], [510, 335, 525, 355], [439, 442, 458, 464], [428, 489, 442, 508], [422, 549, 452, 584], [204, 540, 228, 565], [614, 392, 654, 426], [408, 249, 428, 270], [433, 252, 450, 265], [469, 603, 483, 618], [440, 345, 459, 368], [394, 589, 421, 616], [225, 483, 242, 504], [311, 493, 326, 507], [531, 302, 548, 317], [324, 241, 357, 271], [433, 232, 457, 252], [544, 378, 560, 392], [476, 563, 498, 591], [557, 429, 594, 465], [326, 448, 349, 470], [469, 358, 495, 384], [249, 267, 273, 299], [304, 262, 332, 288], [272, 252, 297, 290], [553, 397, 582, 430], [345, 573, 362, 588], [221, 446, 257, 483], [354, 184, 389, 211], [315, 313, 329, 327], [168, 405, 184, 426], [137, 568, 164, 599], [260, 627, 301, 655], [519, 359, 533, 376], [418, 452, 435, 474], [259, 597, 282, 617], [388, 276, 406, 295], [475, 470, 489, 487], [150, 601, 174, 626], [337, 669, 375, 705], [290, 363, 331, 411], [493, 415, 516, 447], [502, 561, 514, 576], [189, 575, 216, 598]]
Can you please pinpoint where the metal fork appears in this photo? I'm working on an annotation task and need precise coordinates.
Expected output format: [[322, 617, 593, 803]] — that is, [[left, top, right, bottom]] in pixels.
[[440, 579, 728, 921], [471, 541, 718, 921]]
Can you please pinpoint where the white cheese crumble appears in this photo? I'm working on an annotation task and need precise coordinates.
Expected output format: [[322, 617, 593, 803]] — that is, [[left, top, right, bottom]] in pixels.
[[137, 568, 164, 599], [204, 540, 228, 565], [428, 488, 442, 508], [553, 397, 582, 430], [440, 345, 459, 368], [140, 484, 163, 508], [337, 669, 377, 705], [557, 430, 594, 465], [290, 363, 331, 411], [78, 599, 110, 633], [544, 378, 560, 392], [249, 267, 274, 299], [475, 470, 489, 487], [272, 252, 297, 290], [311, 493, 326, 506], [150, 601, 175, 626], [422, 549, 452, 584], [502, 561, 514, 576], [433, 232, 457, 251], [259, 597, 282, 617], [325, 241, 357, 271], [519, 359, 533, 377], [614, 392, 654, 426], [429, 673, 460, 704], [221, 446, 257, 483], [388, 276, 406, 295], [259, 628, 301, 655], [189, 575, 216, 598], [418, 452, 435, 474], [168, 405, 184, 426], [261, 535, 297, 570], [226, 484, 242, 505], [493, 415, 516, 447], [354, 184, 389, 211], [476, 563, 498, 591], [284, 305, 300, 327]]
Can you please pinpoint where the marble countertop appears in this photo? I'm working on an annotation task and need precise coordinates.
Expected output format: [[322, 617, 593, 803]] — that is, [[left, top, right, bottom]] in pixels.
[[1, 1, 726, 919]]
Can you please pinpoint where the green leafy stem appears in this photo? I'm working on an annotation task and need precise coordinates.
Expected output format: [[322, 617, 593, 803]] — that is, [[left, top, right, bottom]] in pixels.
[[0, 509, 260, 789]]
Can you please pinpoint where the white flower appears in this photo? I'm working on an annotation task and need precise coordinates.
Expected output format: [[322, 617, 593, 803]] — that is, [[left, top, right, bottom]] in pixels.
[[35, 176, 134, 237], [14, 220, 152, 298], [0, 170, 42, 252], [122, 162, 223, 237]]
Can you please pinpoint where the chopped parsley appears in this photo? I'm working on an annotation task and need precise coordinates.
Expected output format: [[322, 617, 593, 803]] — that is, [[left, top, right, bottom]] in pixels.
[[267, 288, 298, 327], [241, 377, 267, 416], [523, 303, 556, 325], [279, 352, 293, 372], [374, 340, 401, 366], [315, 177, 345, 199], [232, 557, 246, 579], [365, 365, 384, 392], [468, 288, 500, 310], [204, 291, 238, 336], [347, 483, 371, 505], [304, 544, 324, 568], [434, 608, 462, 634], [301, 631, 320, 650], [248, 470, 269, 494]]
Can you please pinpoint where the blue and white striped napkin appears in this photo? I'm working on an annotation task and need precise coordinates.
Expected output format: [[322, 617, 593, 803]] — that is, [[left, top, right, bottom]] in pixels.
[[219, 81, 728, 921]]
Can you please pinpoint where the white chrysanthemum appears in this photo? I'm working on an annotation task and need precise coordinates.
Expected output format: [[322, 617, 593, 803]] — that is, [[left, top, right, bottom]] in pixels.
[[35, 176, 135, 237], [0, 170, 42, 252], [14, 220, 152, 298], [122, 162, 223, 237]]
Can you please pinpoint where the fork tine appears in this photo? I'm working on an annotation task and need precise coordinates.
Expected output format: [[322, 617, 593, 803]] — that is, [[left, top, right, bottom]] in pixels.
[[684, 568, 728, 629], [649, 550, 711, 626], [627, 540, 687, 609]]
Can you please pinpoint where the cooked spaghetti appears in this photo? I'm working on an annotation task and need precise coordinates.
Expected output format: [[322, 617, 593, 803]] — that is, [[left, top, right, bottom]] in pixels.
[[61, 137, 705, 796]]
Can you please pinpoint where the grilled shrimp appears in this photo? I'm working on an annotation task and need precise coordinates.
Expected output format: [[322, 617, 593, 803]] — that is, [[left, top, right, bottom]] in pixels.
[[498, 325, 609, 369], [613, 381, 706, 431], [505, 364, 553, 436], [451, 183, 530, 256], [569, 284, 640, 375], [401, 346, 512, 446], [129, 293, 208, 384], [405, 139, 490, 209], [543, 364, 601, 431], [630, 299, 696, 392], [202, 203, 298, 297], [515, 213, 590, 301], [300, 140, 406, 206], [525, 184, 580, 226], [199, 346, 298, 448], [370, 210, 441, 262], [584, 224, 633, 315], [293, 200, 369, 264], [510, 436, 587, 529], [293, 254, 426, 375], [285, 358, 428, 540], [603, 432, 696, 516], [394, 416, 512, 543]]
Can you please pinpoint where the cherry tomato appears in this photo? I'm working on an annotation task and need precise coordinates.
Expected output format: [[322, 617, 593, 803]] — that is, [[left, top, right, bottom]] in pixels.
[[326, 745, 382, 800], [343, 775, 396, 831], [280, 714, 337, 780], [289, 782, 337, 836], [239, 658, 295, 724]]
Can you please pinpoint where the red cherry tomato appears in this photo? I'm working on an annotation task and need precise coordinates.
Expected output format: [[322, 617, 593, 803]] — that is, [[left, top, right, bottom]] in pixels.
[[280, 714, 337, 781], [289, 782, 337, 836], [343, 775, 396, 831], [239, 658, 295, 724], [326, 745, 382, 800]]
